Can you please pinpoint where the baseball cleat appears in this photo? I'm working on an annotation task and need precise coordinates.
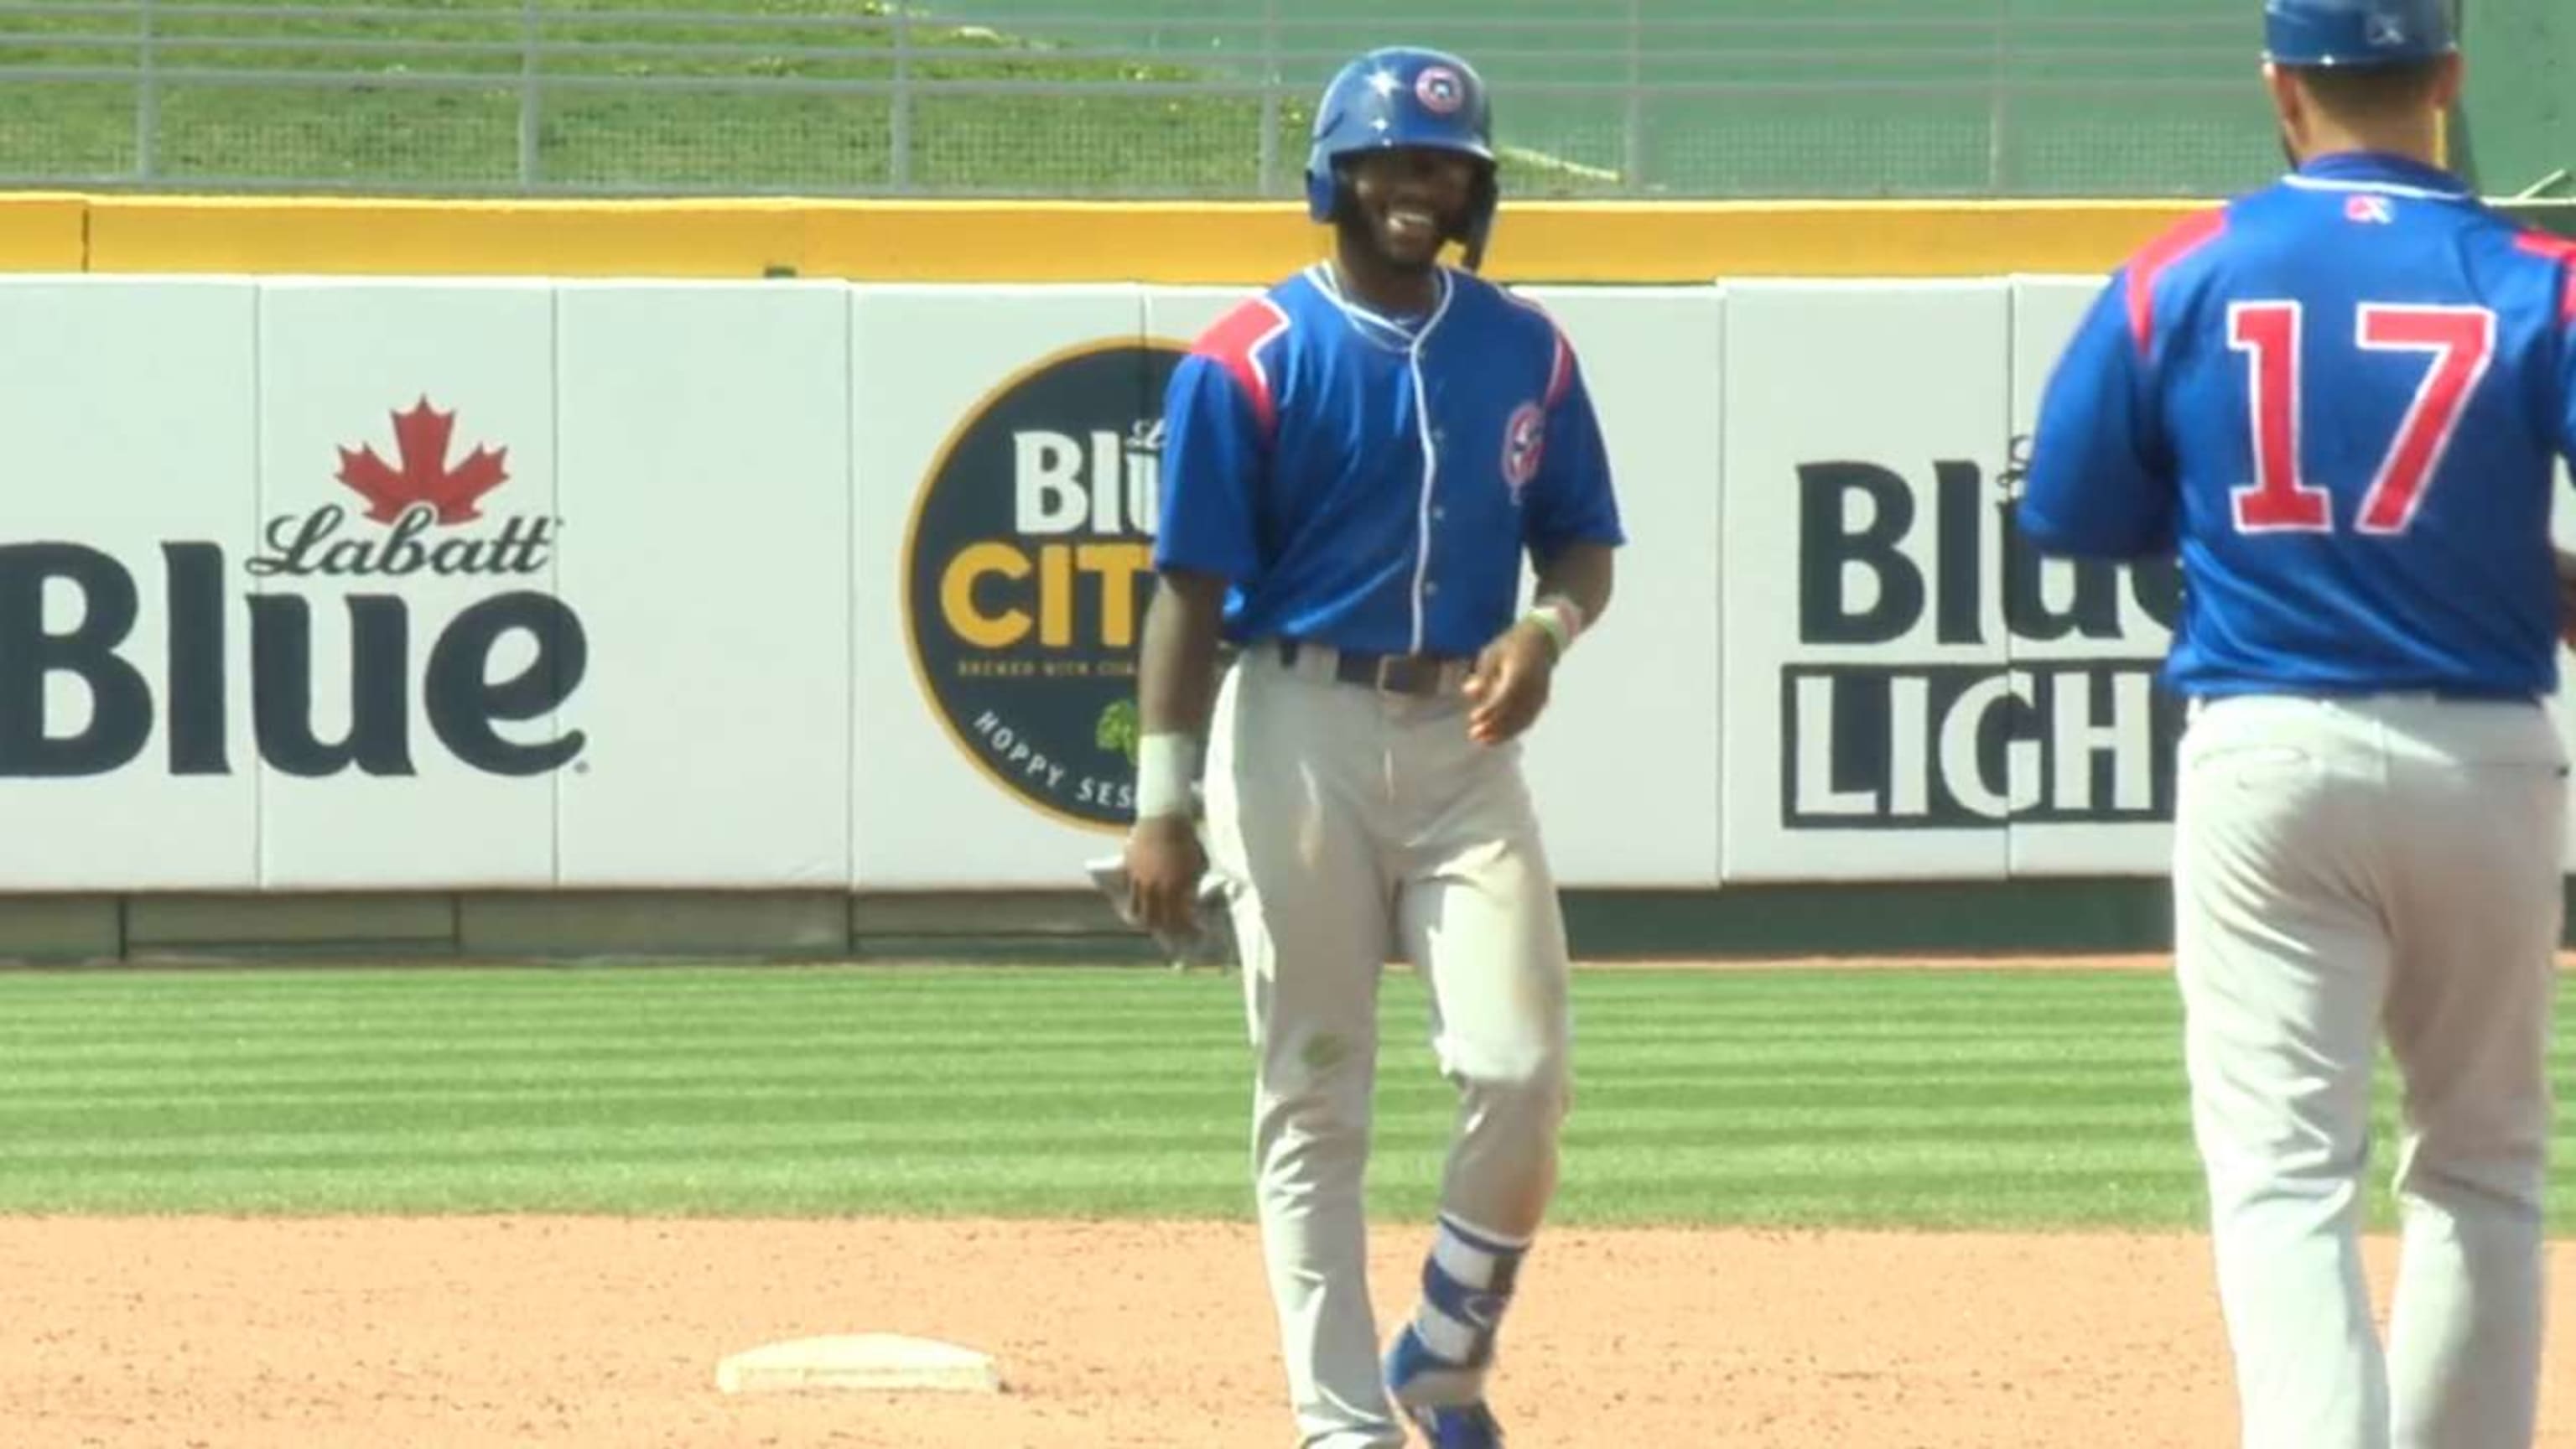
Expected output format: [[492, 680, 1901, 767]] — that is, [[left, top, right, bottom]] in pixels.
[[1385, 1327, 1503, 1446], [1398, 1401, 1504, 1447]]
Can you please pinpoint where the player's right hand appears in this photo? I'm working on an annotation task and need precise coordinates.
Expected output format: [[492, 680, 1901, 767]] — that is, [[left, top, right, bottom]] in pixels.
[[1125, 814, 1207, 938]]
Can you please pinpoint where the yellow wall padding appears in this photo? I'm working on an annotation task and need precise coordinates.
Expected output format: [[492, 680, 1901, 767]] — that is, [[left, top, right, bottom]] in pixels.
[[75, 195, 2209, 284]]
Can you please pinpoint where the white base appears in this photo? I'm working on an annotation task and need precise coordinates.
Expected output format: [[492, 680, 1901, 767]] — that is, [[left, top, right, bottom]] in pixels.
[[714, 1333, 1003, 1395]]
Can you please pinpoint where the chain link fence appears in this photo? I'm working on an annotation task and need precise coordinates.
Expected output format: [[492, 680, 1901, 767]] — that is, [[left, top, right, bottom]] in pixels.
[[0, 2, 2283, 198]]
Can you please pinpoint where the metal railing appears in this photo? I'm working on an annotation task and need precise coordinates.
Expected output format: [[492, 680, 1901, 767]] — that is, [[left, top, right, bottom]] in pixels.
[[0, 2, 2278, 198]]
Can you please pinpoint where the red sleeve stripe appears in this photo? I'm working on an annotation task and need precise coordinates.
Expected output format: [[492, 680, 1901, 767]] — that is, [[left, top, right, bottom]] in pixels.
[[2125, 209, 2227, 356], [1192, 298, 1292, 435], [1498, 287, 1576, 408], [2515, 231, 2576, 326]]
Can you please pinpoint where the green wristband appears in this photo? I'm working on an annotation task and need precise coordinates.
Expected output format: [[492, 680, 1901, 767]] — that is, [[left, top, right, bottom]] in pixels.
[[1524, 605, 1572, 657]]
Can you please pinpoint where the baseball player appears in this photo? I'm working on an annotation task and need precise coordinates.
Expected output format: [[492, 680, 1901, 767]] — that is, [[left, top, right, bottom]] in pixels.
[[2021, 3, 2576, 1444], [1119, 45, 1623, 1449]]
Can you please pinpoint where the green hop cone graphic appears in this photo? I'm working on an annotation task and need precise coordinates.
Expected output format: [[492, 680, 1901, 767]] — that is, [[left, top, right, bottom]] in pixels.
[[1096, 699, 1141, 764]]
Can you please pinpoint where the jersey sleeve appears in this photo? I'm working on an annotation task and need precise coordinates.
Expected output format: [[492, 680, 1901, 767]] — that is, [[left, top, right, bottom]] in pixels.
[[1520, 342, 1626, 558], [2519, 234, 2576, 466], [1150, 352, 1265, 582], [2018, 274, 2176, 559], [2555, 264, 2576, 467]]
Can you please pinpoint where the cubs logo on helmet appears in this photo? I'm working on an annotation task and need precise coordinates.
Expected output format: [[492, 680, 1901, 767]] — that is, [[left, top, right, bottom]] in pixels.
[[1415, 65, 1466, 116]]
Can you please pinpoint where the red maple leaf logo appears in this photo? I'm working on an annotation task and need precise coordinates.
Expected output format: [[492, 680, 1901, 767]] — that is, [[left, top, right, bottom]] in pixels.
[[335, 397, 510, 525]]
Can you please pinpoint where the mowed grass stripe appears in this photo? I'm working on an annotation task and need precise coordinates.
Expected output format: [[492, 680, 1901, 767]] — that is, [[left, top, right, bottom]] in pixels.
[[0, 1057, 2197, 1106], [0, 1103, 2194, 1160], [0, 1078, 2324, 1144], [0, 989, 2183, 1028], [0, 972, 2177, 1029], [0, 976, 1195, 1010], [0, 1141, 2207, 1197], [0, 1156, 1269, 1218], [0, 1089, 2195, 1133], [0, 976, 2184, 1059], [0, 1021, 2186, 1062], [0, 1030, 1233, 1069], [0, 963, 2172, 1000], [0, 969, 1213, 1019], [0, 993, 1230, 1026], [0, 985, 1223, 1026], [0, 1156, 2225, 1225], [0, 963, 2533, 1228], [0, 1033, 2188, 1078], [0, 1136, 2205, 1192], [0, 1057, 2194, 1104], [0, 1008, 1228, 1045]]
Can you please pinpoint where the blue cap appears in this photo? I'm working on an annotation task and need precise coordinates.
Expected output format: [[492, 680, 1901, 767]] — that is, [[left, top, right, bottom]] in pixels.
[[2263, 0, 2457, 66], [1303, 47, 1498, 267]]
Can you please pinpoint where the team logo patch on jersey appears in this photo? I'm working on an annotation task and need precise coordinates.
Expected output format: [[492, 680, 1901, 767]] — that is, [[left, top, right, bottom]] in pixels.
[[1500, 402, 1545, 497], [1415, 65, 1465, 116], [2346, 194, 2396, 225], [903, 339, 1185, 830]]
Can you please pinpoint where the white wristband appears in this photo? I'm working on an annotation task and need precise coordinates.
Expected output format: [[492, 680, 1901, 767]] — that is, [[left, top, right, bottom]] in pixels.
[[1135, 732, 1202, 821]]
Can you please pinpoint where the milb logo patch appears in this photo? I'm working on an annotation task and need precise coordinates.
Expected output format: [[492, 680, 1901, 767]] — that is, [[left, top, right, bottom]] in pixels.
[[903, 340, 1183, 829]]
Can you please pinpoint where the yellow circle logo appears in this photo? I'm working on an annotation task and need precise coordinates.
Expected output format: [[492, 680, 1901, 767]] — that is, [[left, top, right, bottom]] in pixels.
[[902, 339, 1186, 830]]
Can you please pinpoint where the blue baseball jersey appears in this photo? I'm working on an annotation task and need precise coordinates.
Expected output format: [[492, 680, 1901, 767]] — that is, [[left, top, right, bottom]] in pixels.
[[1151, 263, 1625, 658], [2022, 151, 2576, 699]]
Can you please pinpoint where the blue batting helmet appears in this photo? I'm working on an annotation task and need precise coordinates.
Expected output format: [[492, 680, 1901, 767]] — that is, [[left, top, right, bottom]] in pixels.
[[1303, 47, 1499, 268], [2262, 0, 2457, 66]]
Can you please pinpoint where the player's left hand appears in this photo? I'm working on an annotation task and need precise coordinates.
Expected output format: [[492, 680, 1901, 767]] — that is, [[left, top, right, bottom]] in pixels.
[[1124, 814, 1207, 940], [1463, 621, 1558, 745]]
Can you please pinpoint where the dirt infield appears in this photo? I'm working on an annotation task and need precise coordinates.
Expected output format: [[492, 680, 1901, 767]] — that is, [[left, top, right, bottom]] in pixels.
[[13, 1218, 2576, 1447]]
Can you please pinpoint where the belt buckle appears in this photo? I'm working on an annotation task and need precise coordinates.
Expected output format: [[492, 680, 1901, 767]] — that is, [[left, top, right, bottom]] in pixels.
[[1374, 654, 1440, 698]]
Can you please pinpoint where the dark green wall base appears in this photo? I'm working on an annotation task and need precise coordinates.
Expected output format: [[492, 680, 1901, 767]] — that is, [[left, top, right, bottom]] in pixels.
[[6, 880, 2572, 967], [1561, 880, 2178, 960]]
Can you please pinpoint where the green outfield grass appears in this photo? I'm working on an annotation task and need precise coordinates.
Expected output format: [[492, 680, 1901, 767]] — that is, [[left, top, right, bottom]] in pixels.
[[0, 962, 2547, 1232]]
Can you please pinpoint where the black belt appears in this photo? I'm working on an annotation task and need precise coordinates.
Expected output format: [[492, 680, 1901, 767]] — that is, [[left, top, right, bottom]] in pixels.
[[1275, 640, 1468, 698]]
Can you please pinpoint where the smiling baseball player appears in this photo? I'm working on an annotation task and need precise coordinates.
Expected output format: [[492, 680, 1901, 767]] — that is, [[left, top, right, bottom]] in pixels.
[[1119, 45, 1623, 1449], [2019, 3, 2576, 1444]]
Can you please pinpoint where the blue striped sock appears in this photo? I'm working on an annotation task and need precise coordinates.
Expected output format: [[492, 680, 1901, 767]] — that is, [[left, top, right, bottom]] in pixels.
[[1410, 1214, 1527, 1369]]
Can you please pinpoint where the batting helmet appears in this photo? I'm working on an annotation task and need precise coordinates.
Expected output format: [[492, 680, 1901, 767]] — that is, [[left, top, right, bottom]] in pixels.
[[2262, 0, 2456, 67], [1304, 46, 1499, 269]]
